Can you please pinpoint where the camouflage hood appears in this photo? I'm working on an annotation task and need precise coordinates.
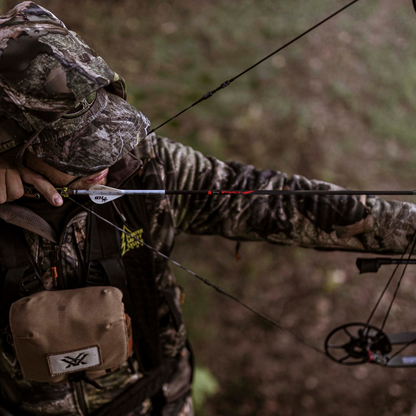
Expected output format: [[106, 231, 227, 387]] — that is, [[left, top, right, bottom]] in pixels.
[[0, 1, 150, 176]]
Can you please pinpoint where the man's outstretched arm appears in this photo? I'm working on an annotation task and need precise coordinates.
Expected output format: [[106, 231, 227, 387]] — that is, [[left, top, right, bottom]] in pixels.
[[147, 135, 416, 255]]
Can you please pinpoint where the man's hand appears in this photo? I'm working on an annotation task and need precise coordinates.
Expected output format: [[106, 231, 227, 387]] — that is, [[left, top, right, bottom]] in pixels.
[[0, 156, 63, 206]]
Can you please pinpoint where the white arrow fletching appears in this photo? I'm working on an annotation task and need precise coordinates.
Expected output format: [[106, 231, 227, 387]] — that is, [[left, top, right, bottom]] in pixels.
[[70, 184, 167, 202], [88, 185, 124, 204]]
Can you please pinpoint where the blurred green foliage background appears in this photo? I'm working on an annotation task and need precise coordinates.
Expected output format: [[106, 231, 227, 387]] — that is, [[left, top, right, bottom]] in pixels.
[[3, 0, 416, 415]]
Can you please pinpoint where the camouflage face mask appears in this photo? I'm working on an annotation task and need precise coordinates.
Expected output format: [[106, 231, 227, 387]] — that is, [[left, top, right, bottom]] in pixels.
[[0, 1, 150, 176]]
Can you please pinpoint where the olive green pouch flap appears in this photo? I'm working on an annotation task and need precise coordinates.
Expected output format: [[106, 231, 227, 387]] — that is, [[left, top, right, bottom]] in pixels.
[[9, 287, 130, 383]]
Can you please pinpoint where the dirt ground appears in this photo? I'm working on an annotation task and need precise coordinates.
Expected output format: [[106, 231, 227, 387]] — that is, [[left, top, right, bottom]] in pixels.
[[3, 0, 416, 415]]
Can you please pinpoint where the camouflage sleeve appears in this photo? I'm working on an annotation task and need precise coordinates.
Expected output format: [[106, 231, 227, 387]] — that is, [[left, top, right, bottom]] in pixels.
[[152, 136, 416, 254]]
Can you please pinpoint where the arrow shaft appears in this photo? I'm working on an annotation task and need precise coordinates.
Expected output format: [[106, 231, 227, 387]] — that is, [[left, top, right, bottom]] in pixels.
[[69, 189, 416, 196]]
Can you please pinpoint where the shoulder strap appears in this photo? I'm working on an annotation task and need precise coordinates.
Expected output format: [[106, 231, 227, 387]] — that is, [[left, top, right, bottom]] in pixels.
[[0, 221, 44, 326], [87, 198, 162, 371], [0, 203, 57, 243], [86, 207, 136, 328], [115, 175, 162, 371]]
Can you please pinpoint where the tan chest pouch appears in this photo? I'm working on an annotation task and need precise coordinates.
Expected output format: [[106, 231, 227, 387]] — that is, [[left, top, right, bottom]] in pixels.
[[9, 286, 132, 384]]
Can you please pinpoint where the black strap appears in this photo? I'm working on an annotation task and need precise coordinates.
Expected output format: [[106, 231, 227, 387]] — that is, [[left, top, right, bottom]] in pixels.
[[87, 207, 109, 264], [1, 267, 27, 326], [1, 266, 43, 327], [86, 201, 162, 370], [0, 222, 44, 326], [0, 222, 30, 271], [151, 390, 166, 416], [68, 371, 104, 390], [98, 257, 136, 326], [118, 192, 162, 370], [86, 206, 137, 324]]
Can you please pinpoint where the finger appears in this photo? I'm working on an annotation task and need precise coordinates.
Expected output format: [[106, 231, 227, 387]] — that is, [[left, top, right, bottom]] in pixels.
[[19, 166, 63, 207], [5, 168, 24, 202]]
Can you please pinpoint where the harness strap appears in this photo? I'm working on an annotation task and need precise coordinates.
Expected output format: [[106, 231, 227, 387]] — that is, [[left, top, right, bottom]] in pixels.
[[118, 188, 162, 371], [98, 257, 137, 330], [0, 222, 44, 326], [0, 203, 57, 244], [86, 173, 162, 371], [87, 202, 157, 372], [86, 206, 137, 325], [0, 222, 31, 271], [1, 266, 28, 326]]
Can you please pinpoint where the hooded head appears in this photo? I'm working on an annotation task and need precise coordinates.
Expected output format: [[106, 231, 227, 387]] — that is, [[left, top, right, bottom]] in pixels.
[[0, 1, 150, 176]]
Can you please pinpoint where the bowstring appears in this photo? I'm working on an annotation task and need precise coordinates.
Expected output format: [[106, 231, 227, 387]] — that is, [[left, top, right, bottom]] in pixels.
[[381, 231, 416, 363], [68, 196, 328, 358], [147, 0, 362, 136], [380, 232, 416, 331], [364, 228, 416, 363], [365, 228, 416, 327]]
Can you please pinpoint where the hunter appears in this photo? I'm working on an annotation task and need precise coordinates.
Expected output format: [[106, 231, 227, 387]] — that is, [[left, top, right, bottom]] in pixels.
[[0, 2, 415, 416]]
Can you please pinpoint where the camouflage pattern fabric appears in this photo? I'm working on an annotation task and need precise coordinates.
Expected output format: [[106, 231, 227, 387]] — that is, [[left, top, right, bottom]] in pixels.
[[0, 2, 150, 176], [136, 135, 416, 255], [27, 88, 150, 176], [2, 134, 416, 415], [0, 2, 124, 122]]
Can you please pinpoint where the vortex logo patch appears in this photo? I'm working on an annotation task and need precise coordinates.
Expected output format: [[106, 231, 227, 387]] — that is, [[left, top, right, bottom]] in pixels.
[[47, 346, 102, 376]]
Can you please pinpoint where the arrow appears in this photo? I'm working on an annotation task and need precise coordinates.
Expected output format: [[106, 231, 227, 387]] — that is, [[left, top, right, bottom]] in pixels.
[[63, 185, 416, 205]]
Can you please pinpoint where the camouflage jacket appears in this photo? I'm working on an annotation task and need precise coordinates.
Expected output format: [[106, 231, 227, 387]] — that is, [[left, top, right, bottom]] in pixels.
[[1, 134, 416, 416]]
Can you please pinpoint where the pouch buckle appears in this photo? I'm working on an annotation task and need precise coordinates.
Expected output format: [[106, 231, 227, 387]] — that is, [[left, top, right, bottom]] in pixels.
[[20, 268, 43, 295]]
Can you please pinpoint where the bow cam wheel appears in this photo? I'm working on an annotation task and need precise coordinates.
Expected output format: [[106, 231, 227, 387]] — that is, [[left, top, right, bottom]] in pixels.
[[324, 323, 391, 365]]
